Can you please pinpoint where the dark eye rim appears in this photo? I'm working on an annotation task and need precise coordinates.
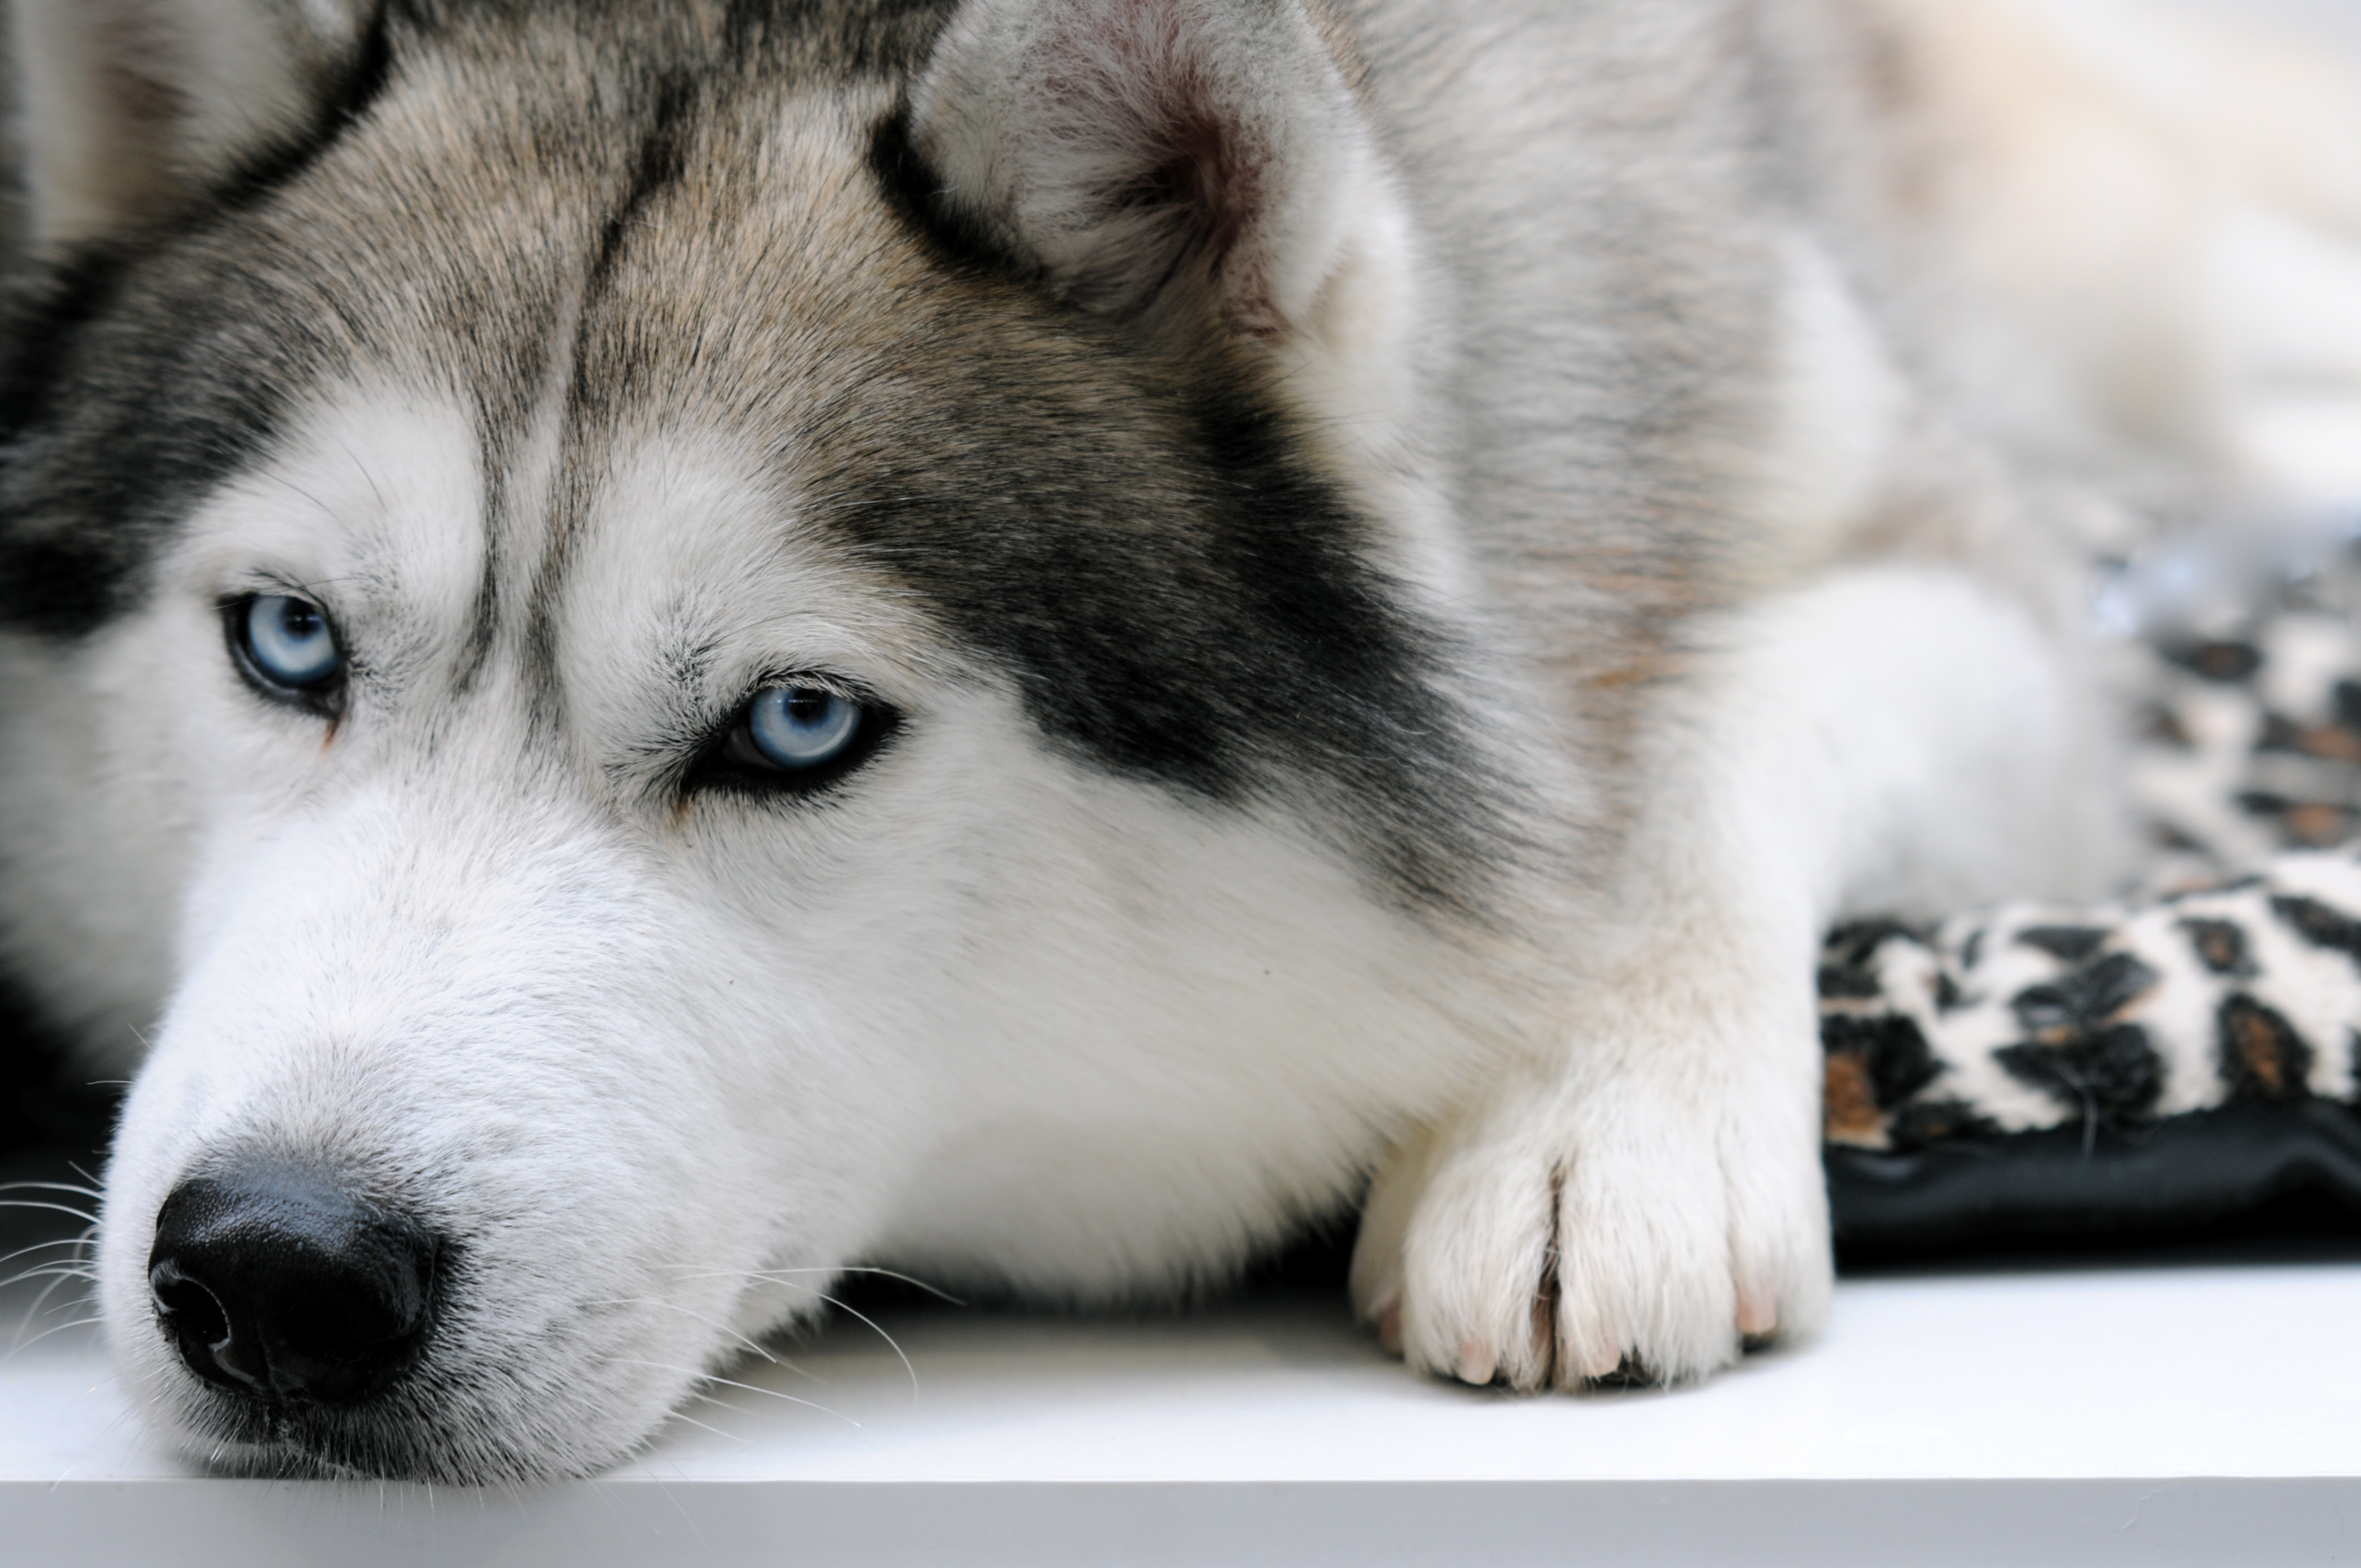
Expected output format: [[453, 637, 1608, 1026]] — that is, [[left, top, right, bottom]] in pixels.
[[687, 679, 900, 800], [220, 593, 347, 720]]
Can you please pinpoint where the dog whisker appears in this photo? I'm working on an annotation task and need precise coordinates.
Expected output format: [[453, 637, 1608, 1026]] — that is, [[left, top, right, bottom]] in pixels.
[[702, 1263, 970, 1308], [8, 1315, 102, 1352], [0, 1236, 98, 1268], [578, 1296, 837, 1382], [665, 1262, 966, 1309], [7, 1263, 97, 1353], [0, 1199, 102, 1225], [0, 1264, 99, 1290], [764, 1283, 920, 1400], [661, 1267, 929, 1398], [0, 1180, 105, 1201], [607, 1358, 860, 1428], [659, 1411, 751, 1445]]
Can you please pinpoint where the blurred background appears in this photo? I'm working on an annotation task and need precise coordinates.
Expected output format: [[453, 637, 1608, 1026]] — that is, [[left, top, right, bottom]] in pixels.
[[2217, 0, 2361, 50]]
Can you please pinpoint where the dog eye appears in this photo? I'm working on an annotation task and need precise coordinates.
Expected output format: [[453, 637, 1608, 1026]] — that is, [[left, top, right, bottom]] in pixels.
[[731, 685, 867, 775], [232, 595, 343, 699]]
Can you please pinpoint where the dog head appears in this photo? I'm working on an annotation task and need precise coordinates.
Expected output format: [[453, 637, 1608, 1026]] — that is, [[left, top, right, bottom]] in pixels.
[[0, 0, 1543, 1479]]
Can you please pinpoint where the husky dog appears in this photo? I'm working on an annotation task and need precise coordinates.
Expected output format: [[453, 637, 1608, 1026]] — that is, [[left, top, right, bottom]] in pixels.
[[0, 0, 2354, 1481]]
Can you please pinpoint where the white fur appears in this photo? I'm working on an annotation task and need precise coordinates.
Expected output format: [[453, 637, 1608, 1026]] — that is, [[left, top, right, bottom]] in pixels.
[[1355, 566, 2119, 1386], [1755, 234, 1910, 571]]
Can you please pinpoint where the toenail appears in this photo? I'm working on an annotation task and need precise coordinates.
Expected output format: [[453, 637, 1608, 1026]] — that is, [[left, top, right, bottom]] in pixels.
[[1455, 1340, 1496, 1384]]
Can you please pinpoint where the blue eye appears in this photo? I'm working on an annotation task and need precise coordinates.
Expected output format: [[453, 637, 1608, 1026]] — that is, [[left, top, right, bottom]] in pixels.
[[741, 685, 863, 772], [238, 595, 341, 692]]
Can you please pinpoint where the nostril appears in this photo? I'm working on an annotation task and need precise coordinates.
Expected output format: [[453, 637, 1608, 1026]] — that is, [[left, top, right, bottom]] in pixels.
[[148, 1260, 253, 1388], [147, 1164, 440, 1406], [151, 1266, 229, 1345]]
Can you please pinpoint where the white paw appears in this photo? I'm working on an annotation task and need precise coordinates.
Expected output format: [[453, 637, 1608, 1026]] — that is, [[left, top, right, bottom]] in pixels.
[[1351, 1067, 1831, 1390]]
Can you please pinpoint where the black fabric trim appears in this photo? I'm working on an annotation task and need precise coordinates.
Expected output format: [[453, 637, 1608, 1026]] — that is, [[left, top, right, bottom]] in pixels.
[[1829, 1100, 2361, 1261]]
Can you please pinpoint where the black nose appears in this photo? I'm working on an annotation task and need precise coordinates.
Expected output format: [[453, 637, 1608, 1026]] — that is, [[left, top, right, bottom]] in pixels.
[[147, 1165, 439, 1406]]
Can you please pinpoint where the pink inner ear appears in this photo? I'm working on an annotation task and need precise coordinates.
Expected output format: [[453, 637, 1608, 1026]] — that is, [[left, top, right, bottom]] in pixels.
[[915, 0, 1346, 334], [1038, 2, 1286, 328], [1128, 101, 1259, 276]]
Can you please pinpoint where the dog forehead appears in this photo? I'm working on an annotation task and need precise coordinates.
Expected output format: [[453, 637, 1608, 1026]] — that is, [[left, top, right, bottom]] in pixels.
[[179, 382, 488, 603], [3, 0, 1513, 917]]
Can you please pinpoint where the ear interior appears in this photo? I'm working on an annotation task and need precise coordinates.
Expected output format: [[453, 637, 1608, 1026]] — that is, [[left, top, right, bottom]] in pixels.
[[8, 0, 371, 250], [906, 0, 1379, 337]]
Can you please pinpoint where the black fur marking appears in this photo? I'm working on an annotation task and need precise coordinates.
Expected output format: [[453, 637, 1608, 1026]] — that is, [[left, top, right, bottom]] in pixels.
[[1817, 965, 1884, 1001], [2272, 894, 2361, 971], [207, 5, 398, 218], [2217, 993, 2314, 1103], [550, 96, 1515, 912], [2015, 924, 2110, 963], [1818, 919, 1919, 999], [869, 105, 1007, 283], [2009, 950, 2158, 1040], [1821, 1012, 1942, 1109], [0, 6, 398, 639], [0, 305, 293, 636], [1994, 1026, 2166, 1125], [587, 76, 693, 294], [1997, 950, 2166, 1125], [2163, 638, 2264, 683], [0, 969, 93, 1156], [0, 250, 128, 440], [2257, 712, 2306, 754], [799, 348, 1514, 914], [505, 67, 699, 699], [2179, 916, 2258, 978], [2336, 678, 2361, 731], [2236, 790, 2287, 820]]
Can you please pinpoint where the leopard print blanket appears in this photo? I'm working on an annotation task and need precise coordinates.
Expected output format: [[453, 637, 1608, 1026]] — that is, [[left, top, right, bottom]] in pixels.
[[1821, 527, 2361, 1248]]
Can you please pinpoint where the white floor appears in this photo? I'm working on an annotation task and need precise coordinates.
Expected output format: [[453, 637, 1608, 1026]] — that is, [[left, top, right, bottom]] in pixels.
[[5, 1255, 2361, 1566]]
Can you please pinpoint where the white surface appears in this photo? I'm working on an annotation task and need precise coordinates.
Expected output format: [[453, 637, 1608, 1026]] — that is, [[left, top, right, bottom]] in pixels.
[[4, 1260, 2361, 1564]]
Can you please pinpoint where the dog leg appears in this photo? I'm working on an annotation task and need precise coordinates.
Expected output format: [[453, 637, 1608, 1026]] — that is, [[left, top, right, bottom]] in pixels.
[[1355, 562, 2119, 1386]]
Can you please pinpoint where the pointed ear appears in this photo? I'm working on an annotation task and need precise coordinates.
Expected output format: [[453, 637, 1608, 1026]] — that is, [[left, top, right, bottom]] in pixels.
[[906, 0, 1382, 338], [8, 0, 375, 250]]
